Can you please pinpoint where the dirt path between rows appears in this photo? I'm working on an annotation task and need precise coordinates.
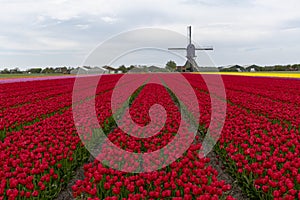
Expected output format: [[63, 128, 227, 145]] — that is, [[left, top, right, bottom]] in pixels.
[[206, 151, 249, 200]]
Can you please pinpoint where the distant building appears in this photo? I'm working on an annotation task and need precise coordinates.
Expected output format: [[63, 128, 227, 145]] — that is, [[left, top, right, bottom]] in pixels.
[[54, 67, 68, 74], [127, 67, 147, 73], [244, 64, 261, 72], [87, 67, 108, 74], [176, 66, 186, 72], [176, 60, 195, 72], [219, 65, 245, 72], [103, 66, 117, 74], [148, 66, 168, 72], [70, 66, 109, 74], [70, 67, 88, 74]]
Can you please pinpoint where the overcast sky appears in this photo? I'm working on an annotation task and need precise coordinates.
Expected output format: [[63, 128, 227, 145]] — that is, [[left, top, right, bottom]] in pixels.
[[0, 0, 300, 69]]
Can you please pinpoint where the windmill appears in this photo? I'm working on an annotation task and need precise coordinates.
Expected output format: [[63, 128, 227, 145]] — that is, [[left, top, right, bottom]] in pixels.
[[168, 26, 213, 72]]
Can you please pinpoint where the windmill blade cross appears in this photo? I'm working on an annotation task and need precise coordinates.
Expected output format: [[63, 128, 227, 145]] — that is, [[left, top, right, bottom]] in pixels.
[[195, 47, 213, 50], [168, 48, 187, 50], [167, 26, 213, 72], [188, 26, 192, 45]]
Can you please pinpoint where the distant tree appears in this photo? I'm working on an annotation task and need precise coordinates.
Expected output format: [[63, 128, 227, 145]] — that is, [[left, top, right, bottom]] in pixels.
[[274, 65, 286, 71], [10, 67, 21, 74], [42, 67, 55, 73], [263, 66, 274, 71], [57, 66, 68, 73], [141, 65, 148, 71], [129, 65, 135, 70], [118, 65, 127, 73], [292, 64, 300, 71], [165, 60, 177, 72], [1, 68, 9, 74], [220, 68, 238, 72], [67, 67, 74, 74], [28, 68, 42, 74], [42, 68, 47, 73]]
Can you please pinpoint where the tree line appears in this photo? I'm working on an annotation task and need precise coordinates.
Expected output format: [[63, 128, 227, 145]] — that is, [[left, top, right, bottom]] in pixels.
[[1, 63, 300, 74], [219, 64, 300, 72], [0, 67, 74, 74]]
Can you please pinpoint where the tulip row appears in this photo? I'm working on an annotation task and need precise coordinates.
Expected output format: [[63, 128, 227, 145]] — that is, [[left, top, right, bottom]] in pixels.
[[72, 75, 234, 199], [0, 78, 73, 110], [222, 75, 300, 105], [3, 73, 299, 199], [0, 75, 150, 199], [220, 76, 300, 128], [182, 74, 300, 199], [0, 75, 129, 140]]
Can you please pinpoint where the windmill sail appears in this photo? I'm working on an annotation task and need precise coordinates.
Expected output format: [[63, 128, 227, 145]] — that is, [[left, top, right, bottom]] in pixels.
[[188, 26, 191, 45]]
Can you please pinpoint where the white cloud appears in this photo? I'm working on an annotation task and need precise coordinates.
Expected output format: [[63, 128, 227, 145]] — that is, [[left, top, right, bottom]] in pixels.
[[75, 24, 90, 30], [101, 16, 119, 24]]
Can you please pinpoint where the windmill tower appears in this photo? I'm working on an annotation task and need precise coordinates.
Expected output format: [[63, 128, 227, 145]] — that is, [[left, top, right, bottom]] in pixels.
[[168, 26, 213, 72]]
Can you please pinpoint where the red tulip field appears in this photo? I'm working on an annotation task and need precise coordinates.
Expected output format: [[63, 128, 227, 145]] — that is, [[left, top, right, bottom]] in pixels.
[[0, 74, 299, 200]]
